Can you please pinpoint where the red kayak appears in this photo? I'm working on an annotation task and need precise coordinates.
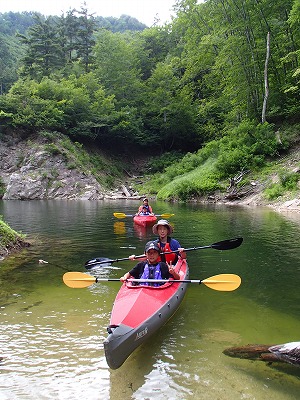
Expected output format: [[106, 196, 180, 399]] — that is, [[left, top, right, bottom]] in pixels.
[[103, 258, 189, 369], [133, 214, 157, 227]]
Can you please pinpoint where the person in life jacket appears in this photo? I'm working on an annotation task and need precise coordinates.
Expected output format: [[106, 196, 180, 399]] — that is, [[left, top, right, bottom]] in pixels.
[[136, 198, 154, 215], [120, 241, 180, 286], [152, 219, 186, 264], [139, 206, 150, 216]]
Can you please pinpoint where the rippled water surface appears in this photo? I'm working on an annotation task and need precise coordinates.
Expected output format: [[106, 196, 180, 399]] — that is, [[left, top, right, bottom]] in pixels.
[[0, 200, 299, 399]]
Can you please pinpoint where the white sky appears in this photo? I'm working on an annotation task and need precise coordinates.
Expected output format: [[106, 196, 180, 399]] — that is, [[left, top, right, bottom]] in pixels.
[[0, 0, 177, 27]]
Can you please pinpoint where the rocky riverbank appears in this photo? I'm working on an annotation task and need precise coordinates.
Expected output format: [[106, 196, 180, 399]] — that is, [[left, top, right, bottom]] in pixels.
[[0, 132, 299, 211], [0, 132, 141, 201]]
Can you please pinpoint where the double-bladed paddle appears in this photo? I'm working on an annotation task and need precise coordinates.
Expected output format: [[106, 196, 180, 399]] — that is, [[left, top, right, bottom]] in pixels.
[[85, 255, 146, 268], [84, 237, 243, 268], [63, 272, 241, 292], [164, 237, 243, 254], [113, 212, 174, 219]]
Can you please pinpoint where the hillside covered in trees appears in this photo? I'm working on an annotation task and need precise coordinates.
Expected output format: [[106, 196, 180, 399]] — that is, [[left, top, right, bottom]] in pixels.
[[0, 0, 299, 203]]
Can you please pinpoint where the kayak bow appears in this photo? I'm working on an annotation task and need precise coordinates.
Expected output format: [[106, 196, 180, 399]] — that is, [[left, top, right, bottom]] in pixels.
[[133, 214, 157, 227]]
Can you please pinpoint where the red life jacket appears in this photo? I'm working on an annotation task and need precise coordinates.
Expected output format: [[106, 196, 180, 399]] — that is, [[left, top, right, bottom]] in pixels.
[[157, 240, 177, 264]]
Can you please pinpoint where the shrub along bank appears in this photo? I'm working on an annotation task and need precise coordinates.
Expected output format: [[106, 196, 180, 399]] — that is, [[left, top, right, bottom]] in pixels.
[[0, 217, 29, 258], [136, 121, 300, 205]]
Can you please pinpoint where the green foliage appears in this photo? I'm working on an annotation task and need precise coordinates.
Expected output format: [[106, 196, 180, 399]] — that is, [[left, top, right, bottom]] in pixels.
[[0, 75, 115, 137], [0, 217, 26, 248], [138, 26, 175, 80], [214, 121, 281, 177], [95, 15, 147, 32], [142, 58, 201, 151], [1, 3, 300, 200], [93, 30, 143, 108], [264, 170, 299, 200], [0, 33, 23, 93], [264, 183, 285, 200], [216, 147, 254, 177], [139, 151, 221, 200], [109, 106, 145, 144], [18, 15, 65, 79], [0, 11, 37, 35], [0, 11, 146, 38], [279, 171, 299, 190], [139, 120, 290, 200], [44, 143, 62, 156], [146, 152, 184, 174], [156, 160, 222, 201]]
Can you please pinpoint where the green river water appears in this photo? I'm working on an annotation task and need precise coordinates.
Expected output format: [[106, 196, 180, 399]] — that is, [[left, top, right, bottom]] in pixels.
[[0, 200, 299, 399]]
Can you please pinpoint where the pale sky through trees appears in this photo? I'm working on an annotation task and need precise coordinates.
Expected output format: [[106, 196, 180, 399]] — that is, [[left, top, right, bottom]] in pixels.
[[0, 0, 177, 27]]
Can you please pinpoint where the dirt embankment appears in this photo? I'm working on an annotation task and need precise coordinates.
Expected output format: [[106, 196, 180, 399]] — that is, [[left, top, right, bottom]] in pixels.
[[214, 145, 300, 215]]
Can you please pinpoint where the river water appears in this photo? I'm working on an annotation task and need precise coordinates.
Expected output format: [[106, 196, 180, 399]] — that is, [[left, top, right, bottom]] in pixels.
[[0, 200, 299, 399]]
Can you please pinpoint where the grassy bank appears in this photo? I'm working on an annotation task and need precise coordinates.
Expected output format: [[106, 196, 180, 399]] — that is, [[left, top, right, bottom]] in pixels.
[[133, 123, 300, 205], [0, 217, 29, 258]]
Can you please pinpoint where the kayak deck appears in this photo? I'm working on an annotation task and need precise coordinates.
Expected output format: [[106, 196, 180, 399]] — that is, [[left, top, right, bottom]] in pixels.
[[104, 258, 189, 369], [133, 215, 157, 227]]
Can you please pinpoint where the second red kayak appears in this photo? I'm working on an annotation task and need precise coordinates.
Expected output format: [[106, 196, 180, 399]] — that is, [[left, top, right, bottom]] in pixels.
[[133, 214, 157, 227]]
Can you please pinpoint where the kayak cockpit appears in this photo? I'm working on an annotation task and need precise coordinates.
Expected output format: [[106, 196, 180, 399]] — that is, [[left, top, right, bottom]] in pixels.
[[125, 280, 175, 289]]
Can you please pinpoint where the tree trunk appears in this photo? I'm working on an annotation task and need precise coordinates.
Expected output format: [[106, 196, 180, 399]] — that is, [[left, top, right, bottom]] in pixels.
[[262, 32, 270, 123]]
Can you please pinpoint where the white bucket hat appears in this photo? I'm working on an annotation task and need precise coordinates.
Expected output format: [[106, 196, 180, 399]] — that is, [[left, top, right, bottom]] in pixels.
[[152, 219, 173, 235]]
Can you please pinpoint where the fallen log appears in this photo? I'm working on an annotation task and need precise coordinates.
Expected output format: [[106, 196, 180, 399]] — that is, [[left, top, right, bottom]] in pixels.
[[223, 344, 278, 362], [223, 342, 300, 366], [121, 184, 131, 197]]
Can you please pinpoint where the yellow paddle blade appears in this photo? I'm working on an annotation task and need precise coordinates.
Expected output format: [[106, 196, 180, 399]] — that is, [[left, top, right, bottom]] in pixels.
[[113, 212, 174, 219], [63, 272, 96, 288], [113, 212, 127, 219], [160, 213, 175, 218], [201, 274, 241, 291]]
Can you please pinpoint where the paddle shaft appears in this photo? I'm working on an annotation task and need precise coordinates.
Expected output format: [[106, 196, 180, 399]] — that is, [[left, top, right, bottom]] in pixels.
[[117, 214, 146, 217], [65, 277, 211, 283], [94, 278, 234, 284], [166, 237, 243, 253]]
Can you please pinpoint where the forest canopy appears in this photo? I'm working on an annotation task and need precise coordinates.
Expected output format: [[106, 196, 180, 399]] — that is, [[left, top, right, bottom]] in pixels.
[[0, 0, 300, 200]]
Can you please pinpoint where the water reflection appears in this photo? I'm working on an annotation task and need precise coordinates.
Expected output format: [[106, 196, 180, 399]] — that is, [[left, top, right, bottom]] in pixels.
[[113, 221, 126, 235], [133, 222, 155, 239]]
